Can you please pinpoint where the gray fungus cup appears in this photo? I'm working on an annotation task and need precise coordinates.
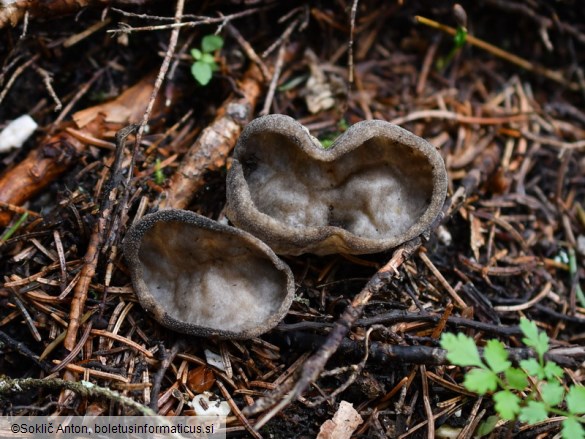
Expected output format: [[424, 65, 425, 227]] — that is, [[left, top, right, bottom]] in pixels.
[[226, 114, 448, 255], [123, 209, 295, 339]]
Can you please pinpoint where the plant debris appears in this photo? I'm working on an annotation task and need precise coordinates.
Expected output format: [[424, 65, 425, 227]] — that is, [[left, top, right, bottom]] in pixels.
[[1, 1, 584, 438]]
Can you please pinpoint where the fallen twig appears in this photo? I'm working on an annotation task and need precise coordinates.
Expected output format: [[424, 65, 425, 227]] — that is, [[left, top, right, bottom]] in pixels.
[[245, 239, 421, 430], [415, 15, 579, 91], [64, 126, 136, 351], [0, 377, 156, 415], [131, 0, 185, 179], [158, 64, 264, 209], [0, 330, 52, 372]]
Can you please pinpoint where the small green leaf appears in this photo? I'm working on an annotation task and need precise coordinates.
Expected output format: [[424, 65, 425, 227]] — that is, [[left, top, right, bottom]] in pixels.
[[519, 317, 539, 341], [202, 34, 224, 53], [440, 333, 484, 368], [505, 367, 528, 390], [519, 401, 549, 424], [543, 361, 564, 380], [520, 358, 545, 379], [191, 48, 202, 60], [535, 332, 550, 358], [484, 339, 511, 373], [520, 318, 549, 358], [475, 415, 500, 437], [493, 390, 521, 420], [201, 53, 215, 64], [541, 382, 565, 407], [567, 386, 585, 414], [463, 368, 499, 395], [562, 416, 585, 439], [191, 61, 212, 86]]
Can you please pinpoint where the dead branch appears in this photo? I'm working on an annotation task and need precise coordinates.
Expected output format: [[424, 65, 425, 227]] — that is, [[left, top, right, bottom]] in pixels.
[[0, 377, 156, 415], [131, 0, 184, 176], [158, 63, 264, 209], [0, 330, 52, 372], [64, 125, 136, 351], [278, 309, 522, 337], [0, 0, 129, 29], [0, 74, 163, 227], [279, 334, 583, 389]]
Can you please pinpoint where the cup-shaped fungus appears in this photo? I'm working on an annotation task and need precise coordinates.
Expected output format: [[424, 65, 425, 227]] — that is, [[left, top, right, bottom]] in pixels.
[[226, 114, 448, 256], [123, 209, 295, 339]]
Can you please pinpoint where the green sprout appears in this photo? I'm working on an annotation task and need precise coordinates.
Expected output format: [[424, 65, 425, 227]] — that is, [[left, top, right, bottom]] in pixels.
[[319, 119, 349, 149], [436, 25, 468, 70], [441, 318, 585, 438], [154, 158, 165, 185], [190, 34, 224, 86]]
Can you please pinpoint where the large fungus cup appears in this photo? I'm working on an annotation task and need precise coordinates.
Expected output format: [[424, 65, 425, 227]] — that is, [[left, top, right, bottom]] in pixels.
[[226, 114, 448, 255], [123, 209, 295, 339]]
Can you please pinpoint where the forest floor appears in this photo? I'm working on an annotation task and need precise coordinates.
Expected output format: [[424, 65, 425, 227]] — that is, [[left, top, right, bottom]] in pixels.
[[0, 1, 584, 438]]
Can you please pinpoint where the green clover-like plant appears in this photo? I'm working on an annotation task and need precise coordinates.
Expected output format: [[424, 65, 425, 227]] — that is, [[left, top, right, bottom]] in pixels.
[[440, 318, 585, 438], [190, 34, 224, 86]]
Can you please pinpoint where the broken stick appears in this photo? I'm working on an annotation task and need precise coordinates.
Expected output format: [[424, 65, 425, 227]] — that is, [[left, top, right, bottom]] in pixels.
[[158, 64, 264, 209], [64, 125, 136, 351]]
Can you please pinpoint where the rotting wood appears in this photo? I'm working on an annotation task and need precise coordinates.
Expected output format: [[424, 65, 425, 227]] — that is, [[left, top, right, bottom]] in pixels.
[[0, 132, 85, 227]]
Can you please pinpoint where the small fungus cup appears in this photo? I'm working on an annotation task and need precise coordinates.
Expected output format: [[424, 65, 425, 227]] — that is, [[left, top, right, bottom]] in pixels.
[[226, 114, 448, 255], [123, 209, 295, 339]]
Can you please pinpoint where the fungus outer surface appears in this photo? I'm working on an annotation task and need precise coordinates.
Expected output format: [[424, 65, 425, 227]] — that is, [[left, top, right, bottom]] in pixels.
[[124, 209, 295, 339], [226, 114, 448, 255]]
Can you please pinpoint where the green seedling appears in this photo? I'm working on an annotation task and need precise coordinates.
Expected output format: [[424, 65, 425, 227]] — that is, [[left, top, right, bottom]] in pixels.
[[319, 119, 349, 149], [190, 34, 224, 86], [441, 318, 585, 438], [154, 158, 165, 185], [436, 25, 468, 70]]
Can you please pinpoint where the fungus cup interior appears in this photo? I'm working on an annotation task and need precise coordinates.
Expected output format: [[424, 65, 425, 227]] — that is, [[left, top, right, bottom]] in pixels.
[[227, 115, 448, 255], [245, 133, 434, 237], [124, 210, 294, 338]]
